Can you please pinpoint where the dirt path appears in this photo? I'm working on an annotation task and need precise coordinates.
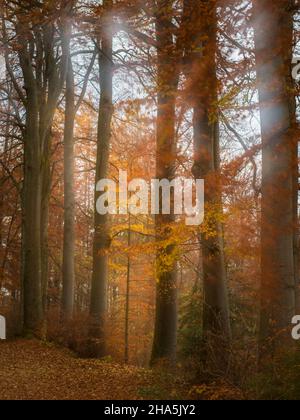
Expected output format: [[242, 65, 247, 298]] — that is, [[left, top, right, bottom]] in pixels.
[[0, 340, 185, 400]]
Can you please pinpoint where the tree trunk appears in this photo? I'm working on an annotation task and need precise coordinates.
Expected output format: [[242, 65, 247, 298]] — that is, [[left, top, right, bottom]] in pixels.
[[62, 55, 76, 321], [124, 215, 131, 364], [253, 0, 297, 356], [187, 0, 230, 364], [22, 87, 43, 336], [151, 0, 179, 366], [17, 5, 71, 336], [89, 0, 113, 356]]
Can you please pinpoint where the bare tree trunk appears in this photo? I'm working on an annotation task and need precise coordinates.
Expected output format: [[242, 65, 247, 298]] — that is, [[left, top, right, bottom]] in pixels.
[[41, 131, 51, 320], [62, 18, 95, 322], [188, 0, 231, 362], [151, 0, 179, 366], [124, 215, 131, 364], [0, 95, 12, 291], [89, 0, 113, 356], [62, 55, 76, 321], [253, 0, 297, 356], [22, 87, 43, 336]]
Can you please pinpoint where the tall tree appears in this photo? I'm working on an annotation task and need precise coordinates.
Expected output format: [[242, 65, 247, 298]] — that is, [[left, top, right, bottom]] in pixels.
[[253, 0, 298, 356], [89, 0, 114, 356], [62, 7, 96, 321], [151, 0, 180, 365], [186, 0, 231, 361], [62, 39, 76, 321], [124, 214, 131, 364]]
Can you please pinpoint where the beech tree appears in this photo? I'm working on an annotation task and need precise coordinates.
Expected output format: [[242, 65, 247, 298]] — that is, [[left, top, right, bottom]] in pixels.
[[185, 0, 231, 360], [253, 0, 298, 355], [62, 25, 76, 321], [89, 0, 114, 356], [150, 0, 181, 365], [62, 4, 96, 321]]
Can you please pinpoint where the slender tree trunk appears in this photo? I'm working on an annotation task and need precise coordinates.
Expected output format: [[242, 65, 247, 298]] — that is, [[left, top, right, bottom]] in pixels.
[[62, 55, 76, 321], [253, 0, 297, 356], [124, 215, 131, 364], [151, 0, 179, 366], [21, 74, 43, 334], [89, 0, 113, 356], [62, 16, 95, 321], [41, 130, 51, 319], [0, 97, 12, 291], [188, 0, 231, 362]]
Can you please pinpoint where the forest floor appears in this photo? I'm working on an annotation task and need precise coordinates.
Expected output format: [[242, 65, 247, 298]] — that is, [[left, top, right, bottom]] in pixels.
[[0, 339, 188, 400]]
